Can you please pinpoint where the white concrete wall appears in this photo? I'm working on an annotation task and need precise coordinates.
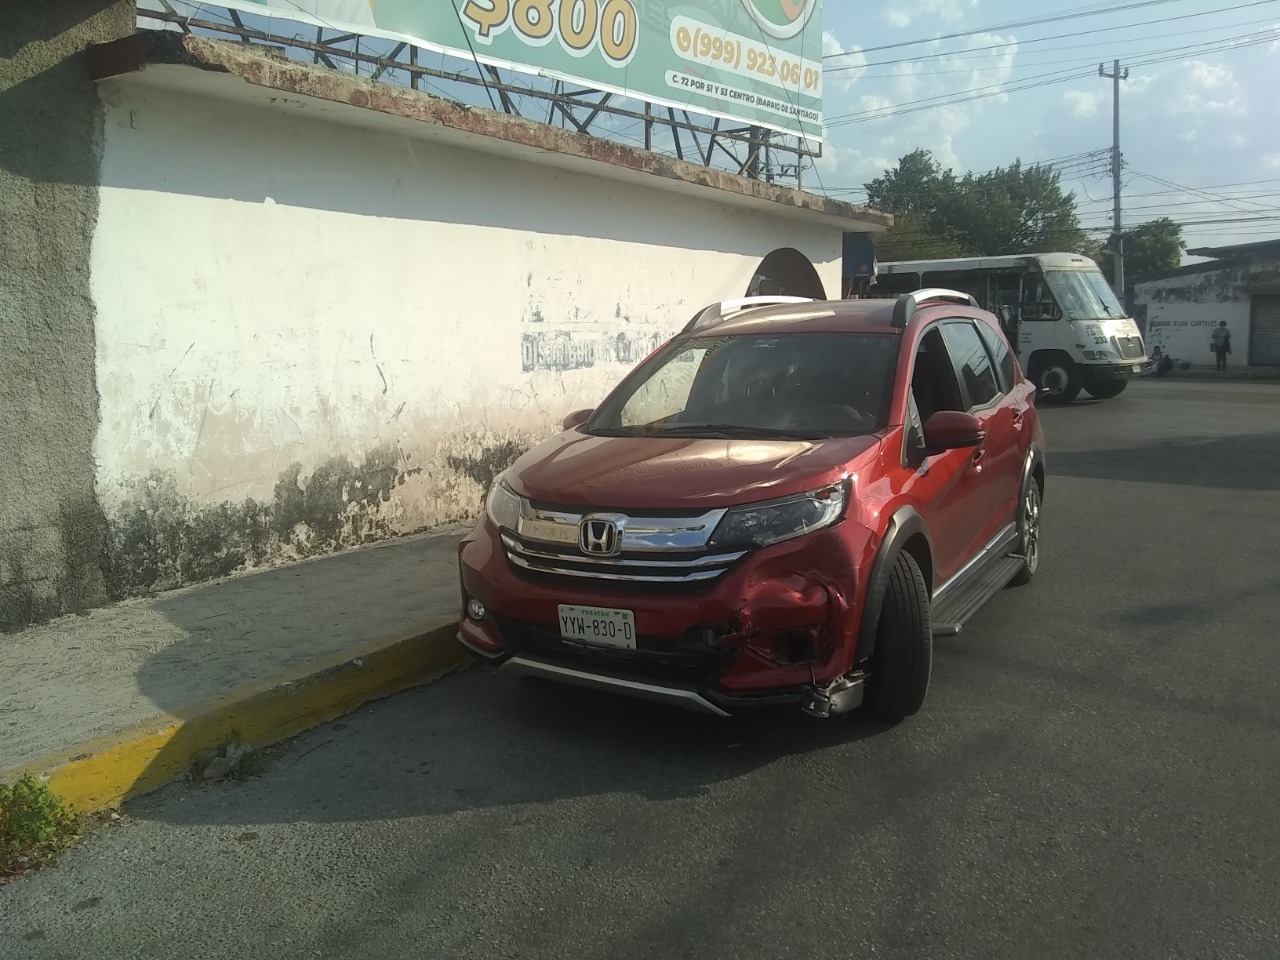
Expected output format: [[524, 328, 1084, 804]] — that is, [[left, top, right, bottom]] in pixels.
[[89, 82, 843, 584], [1140, 301, 1249, 363], [1135, 270, 1249, 364]]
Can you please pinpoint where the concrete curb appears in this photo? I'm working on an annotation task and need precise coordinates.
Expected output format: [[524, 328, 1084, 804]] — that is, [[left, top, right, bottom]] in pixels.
[[1, 625, 469, 812]]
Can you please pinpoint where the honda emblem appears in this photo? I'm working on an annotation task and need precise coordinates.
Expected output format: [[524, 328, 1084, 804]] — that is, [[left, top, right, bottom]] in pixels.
[[579, 515, 625, 557]]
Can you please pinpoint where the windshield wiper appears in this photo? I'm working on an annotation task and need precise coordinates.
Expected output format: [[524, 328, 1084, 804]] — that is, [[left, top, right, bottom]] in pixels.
[[587, 427, 643, 437]]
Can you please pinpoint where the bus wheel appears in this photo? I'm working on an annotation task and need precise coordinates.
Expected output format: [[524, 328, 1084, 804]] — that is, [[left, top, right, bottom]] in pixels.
[[1030, 355, 1082, 404], [1085, 379, 1128, 400]]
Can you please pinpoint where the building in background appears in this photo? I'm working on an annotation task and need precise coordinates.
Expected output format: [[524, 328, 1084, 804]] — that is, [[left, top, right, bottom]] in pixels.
[[1132, 240, 1280, 370]]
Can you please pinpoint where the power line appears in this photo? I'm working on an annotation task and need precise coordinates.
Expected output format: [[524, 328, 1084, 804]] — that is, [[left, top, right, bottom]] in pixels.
[[822, 0, 1193, 60], [826, 2, 1280, 74], [845, 22, 1280, 79], [825, 65, 1098, 127], [1131, 171, 1280, 216], [822, 23, 1276, 128]]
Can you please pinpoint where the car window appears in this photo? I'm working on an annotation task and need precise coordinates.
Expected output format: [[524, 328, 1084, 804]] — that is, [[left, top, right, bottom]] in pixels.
[[910, 327, 965, 424], [977, 322, 1017, 393], [941, 321, 1001, 410], [620, 345, 710, 426], [592, 333, 900, 440]]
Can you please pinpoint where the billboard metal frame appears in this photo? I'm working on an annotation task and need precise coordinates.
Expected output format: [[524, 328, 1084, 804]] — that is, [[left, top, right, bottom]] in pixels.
[[138, 1, 819, 189]]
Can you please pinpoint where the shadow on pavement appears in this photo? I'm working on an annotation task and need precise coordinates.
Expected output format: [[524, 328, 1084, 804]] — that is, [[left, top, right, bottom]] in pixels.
[[1049, 430, 1280, 491], [135, 533, 461, 715], [126, 665, 897, 826], [67, 534, 466, 806]]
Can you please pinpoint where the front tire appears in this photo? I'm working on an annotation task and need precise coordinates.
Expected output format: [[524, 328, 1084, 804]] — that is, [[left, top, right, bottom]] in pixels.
[[862, 551, 932, 721], [1009, 476, 1042, 587], [1085, 379, 1128, 400], [1031, 356, 1082, 404]]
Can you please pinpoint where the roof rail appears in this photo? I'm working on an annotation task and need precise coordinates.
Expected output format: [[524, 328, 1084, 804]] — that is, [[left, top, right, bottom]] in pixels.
[[890, 288, 977, 329], [681, 296, 814, 335]]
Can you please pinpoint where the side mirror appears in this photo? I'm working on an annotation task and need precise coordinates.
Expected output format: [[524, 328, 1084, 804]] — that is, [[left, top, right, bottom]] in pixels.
[[562, 408, 594, 431], [1000, 305, 1015, 325], [922, 411, 985, 454]]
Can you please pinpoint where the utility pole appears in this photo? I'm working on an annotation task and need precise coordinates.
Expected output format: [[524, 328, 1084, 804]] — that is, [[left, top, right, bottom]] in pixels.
[[1099, 59, 1129, 298]]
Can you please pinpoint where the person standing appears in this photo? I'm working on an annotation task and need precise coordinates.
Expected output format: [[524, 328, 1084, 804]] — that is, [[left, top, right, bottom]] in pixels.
[[1210, 321, 1232, 371]]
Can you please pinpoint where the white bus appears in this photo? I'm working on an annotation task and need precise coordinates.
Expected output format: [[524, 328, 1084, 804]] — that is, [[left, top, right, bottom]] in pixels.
[[869, 253, 1150, 403]]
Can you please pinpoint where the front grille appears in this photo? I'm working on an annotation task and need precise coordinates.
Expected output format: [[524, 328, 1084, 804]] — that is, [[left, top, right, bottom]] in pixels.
[[495, 616, 732, 685], [1115, 335, 1146, 359], [502, 533, 746, 587]]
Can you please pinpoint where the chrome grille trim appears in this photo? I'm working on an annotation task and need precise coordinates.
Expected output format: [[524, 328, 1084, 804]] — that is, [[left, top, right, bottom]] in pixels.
[[501, 501, 742, 585], [502, 535, 746, 570], [515, 505, 728, 553], [505, 553, 727, 584], [1113, 335, 1146, 360]]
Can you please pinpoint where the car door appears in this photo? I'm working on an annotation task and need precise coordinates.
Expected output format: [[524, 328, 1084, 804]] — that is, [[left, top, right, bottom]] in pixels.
[[899, 325, 988, 586], [940, 318, 1024, 556]]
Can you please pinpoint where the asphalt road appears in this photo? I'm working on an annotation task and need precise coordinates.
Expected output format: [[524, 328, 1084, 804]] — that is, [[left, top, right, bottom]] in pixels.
[[4, 378, 1279, 960]]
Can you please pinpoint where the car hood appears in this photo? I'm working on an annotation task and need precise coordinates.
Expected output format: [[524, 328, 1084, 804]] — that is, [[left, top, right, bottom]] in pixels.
[[506, 431, 884, 510]]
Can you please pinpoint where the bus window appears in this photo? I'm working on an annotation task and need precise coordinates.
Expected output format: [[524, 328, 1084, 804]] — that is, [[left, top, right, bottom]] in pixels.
[[1020, 276, 1062, 321], [992, 273, 1021, 316]]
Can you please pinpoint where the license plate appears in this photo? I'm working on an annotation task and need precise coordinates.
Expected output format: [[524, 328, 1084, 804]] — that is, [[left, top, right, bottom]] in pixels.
[[1133, 364, 1142, 373], [557, 604, 636, 650]]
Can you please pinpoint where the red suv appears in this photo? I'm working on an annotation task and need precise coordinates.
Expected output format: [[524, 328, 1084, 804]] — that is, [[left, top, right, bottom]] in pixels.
[[457, 290, 1045, 721]]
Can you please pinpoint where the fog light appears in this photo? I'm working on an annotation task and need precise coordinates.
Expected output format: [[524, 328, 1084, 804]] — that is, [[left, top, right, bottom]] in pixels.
[[466, 598, 487, 621], [774, 632, 816, 664]]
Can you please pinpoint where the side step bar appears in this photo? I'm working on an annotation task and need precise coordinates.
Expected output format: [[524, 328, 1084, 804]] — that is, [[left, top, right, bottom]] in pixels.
[[932, 556, 1026, 637], [501, 656, 731, 717]]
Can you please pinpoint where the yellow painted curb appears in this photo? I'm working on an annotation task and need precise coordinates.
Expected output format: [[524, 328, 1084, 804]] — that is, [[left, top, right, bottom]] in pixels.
[[2, 625, 469, 812]]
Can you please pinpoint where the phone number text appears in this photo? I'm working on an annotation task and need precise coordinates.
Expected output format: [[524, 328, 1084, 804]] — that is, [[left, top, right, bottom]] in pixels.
[[670, 15, 821, 96]]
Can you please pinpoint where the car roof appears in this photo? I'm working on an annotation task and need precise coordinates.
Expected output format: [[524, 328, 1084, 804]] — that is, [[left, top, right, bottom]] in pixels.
[[688, 297, 976, 338]]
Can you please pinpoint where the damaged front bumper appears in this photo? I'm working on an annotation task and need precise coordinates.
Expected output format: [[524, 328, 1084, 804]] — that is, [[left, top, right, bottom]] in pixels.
[[456, 518, 874, 717]]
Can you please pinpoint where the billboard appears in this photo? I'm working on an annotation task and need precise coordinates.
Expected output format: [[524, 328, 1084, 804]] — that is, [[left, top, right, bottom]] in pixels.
[[213, 1, 824, 140]]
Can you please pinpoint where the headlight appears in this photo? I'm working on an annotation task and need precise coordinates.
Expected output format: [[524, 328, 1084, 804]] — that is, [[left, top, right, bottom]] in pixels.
[[709, 482, 848, 548], [485, 477, 524, 531]]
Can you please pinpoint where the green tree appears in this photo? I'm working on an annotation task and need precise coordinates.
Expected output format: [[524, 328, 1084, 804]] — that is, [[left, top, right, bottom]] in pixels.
[[873, 212, 970, 262], [1100, 217, 1185, 282], [865, 150, 1089, 258]]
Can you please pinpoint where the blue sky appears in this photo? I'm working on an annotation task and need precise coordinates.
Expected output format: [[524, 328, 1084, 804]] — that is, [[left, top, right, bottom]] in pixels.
[[815, 0, 1280, 255]]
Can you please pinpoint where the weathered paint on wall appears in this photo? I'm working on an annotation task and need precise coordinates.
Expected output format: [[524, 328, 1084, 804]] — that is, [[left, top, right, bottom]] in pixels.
[[89, 82, 843, 596], [1134, 258, 1280, 364], [0, 1, 133, 632]]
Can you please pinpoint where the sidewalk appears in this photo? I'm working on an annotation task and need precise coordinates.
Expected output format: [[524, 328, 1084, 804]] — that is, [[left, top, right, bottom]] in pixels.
[[1, 528, 469, 809]]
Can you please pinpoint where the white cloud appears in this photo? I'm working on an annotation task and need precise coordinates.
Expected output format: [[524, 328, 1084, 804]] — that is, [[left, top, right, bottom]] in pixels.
[[882, 0, 980, 29], [937, 32, 1017, 99], [1190, 61, 1234, 90], [822, 30, 867, 90], [1166, 61, 1245, 116], [815, 26, 1019, 196], [883, 6, 911, 29], [1064, 90, 1107, 119]]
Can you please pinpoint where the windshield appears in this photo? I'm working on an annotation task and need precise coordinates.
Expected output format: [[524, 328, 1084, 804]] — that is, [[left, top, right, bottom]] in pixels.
[[1044, 269, 1126, 320], [588, 333, 899, 440]]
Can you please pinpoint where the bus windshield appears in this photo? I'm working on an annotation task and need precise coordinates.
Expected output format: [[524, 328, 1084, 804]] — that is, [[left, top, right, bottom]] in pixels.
[[1044, 269, 1125, 321]]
